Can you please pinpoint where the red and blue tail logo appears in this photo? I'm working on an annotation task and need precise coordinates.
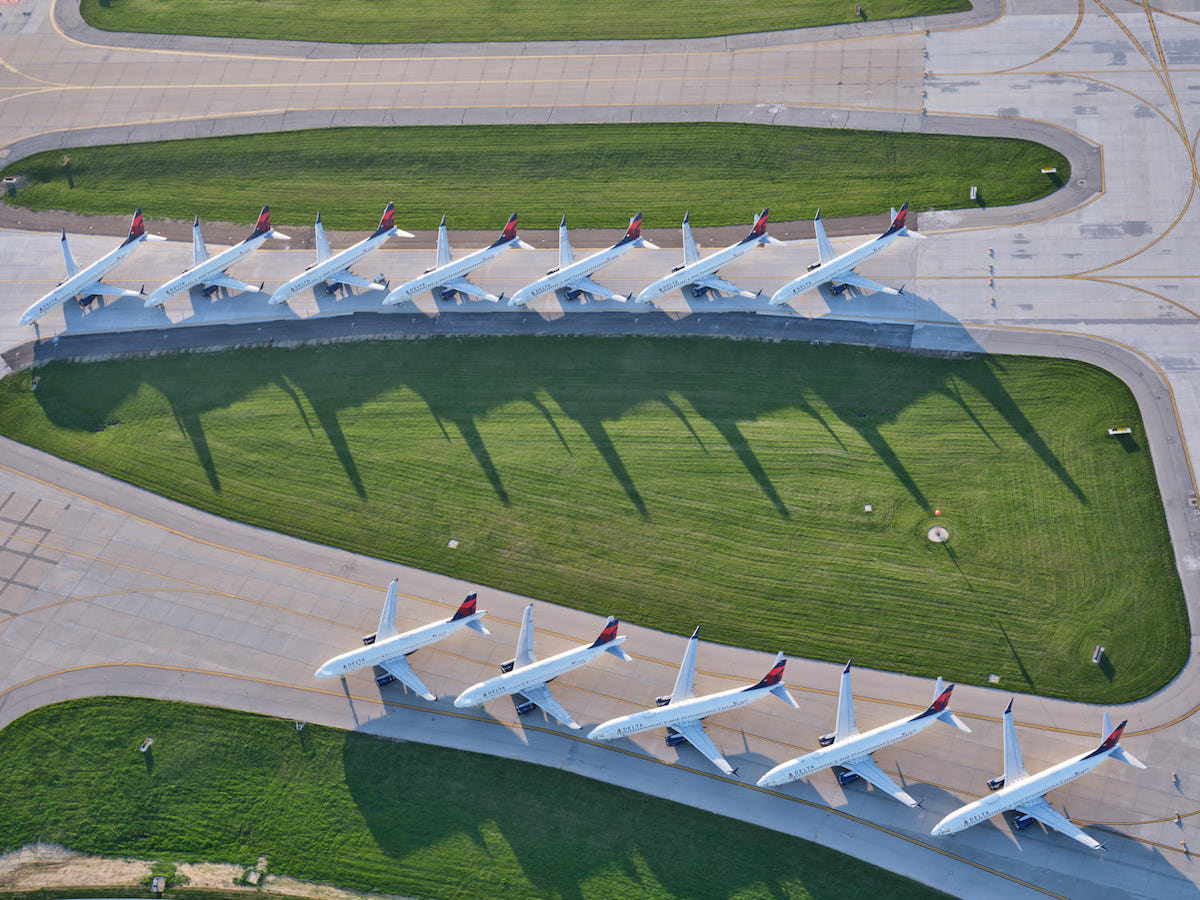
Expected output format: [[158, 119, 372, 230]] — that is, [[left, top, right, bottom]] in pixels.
[[1085, 720, 1128, 758], [746, 657, 786, 691], [625, 212, 643, 240], [501, 213, 519, 241], [882, 202, 909, 237], [377, 202, 396, 234], [451, 591, 478, 621], [123, 208, 146, 245], [251, 205, 271, 237], [751, 208, 769, 237], [591, 618, 620, 646]]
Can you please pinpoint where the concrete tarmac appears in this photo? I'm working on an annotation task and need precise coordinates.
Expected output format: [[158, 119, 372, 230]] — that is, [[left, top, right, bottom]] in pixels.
[[5, 1, 1200, 898]]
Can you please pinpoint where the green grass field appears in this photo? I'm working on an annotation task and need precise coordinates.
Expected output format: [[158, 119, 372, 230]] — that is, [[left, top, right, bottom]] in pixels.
[[0, 124, 1067, 230], [78, 0, 971, 44], [0, 698, 944, 899], [0, 337, 1185, 703]]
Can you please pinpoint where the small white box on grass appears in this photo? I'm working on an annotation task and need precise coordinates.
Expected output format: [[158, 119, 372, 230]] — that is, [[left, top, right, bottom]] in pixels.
[[447, 539, 459, 549]]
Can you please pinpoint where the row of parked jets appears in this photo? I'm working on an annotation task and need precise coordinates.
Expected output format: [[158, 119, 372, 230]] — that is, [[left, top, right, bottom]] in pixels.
[[18, 202, 923, 326], [317, 582, 1145, 852]]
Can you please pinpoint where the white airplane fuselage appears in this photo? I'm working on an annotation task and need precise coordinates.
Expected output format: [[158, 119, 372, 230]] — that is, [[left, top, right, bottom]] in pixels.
[[769, 231, 901, 306], [590, 684, 771, 740], [314, 611, 487, 679], [148, 234, 272, 307], [385, 241, 510, 305], [455, 635, 629, 706], [932, 751, 1111, 836], [509, 243, 634, 306], [20, 238, 144, 326], [760, 712, 938, 786], [636, 239, 756, 305], [270, 229, 396, 304]]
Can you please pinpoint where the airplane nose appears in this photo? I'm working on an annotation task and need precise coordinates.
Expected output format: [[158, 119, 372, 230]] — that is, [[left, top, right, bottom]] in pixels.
[[453, 693, 472, 708]]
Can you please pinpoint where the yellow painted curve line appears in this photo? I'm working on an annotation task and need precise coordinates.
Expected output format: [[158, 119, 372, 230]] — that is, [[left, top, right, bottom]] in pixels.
[[0, 660, 1073, 894], [990, 0, 1085, 74]]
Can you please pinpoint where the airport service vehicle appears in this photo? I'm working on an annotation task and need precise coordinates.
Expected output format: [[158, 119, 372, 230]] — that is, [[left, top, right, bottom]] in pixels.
[[146, 206, 289, 307], [634, 208, 781, 305], [20, 209, 165, 326], [757, 662, 970, 806], [508, 212, 657, 306], [314, 579, 488, 701], [588, 627, 797, 776], [932, 702, 1146, 850], [454, 605, 632, 729], [768, 202, 924, 306], [383, 213, 532, 305], [269, 202, 412, 304]]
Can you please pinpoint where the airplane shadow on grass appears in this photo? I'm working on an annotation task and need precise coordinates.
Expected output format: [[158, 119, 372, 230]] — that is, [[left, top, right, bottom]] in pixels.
[[30, 284, 1084, 519]]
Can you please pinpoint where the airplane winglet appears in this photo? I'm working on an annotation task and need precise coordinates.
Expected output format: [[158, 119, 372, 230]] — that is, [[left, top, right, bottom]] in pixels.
[[843, 658, 852, 674]]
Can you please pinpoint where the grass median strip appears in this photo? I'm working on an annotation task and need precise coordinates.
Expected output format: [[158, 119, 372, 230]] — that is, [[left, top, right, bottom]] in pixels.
[[0, 123, 1068, 230], [0, 698, 946, 900], [78, 0, 971, 44], [0, 336, 1184, 703]]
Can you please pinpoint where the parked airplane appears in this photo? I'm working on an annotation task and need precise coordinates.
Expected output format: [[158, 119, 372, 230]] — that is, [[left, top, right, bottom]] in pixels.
[[383, 213, 532, 306], [508, 213, 658, 307], [454, 605, 632, 729], [314, 579, 489, 700], [146, 206, 289, 307], [588, 628, 797, 776], [932, 703, 1146, 850], [634, 209, 781, 305], [269, 202, 412, 305], [19, 209, 165, 326], [757, 662, 970, 806], [768, 202, 924, 306]]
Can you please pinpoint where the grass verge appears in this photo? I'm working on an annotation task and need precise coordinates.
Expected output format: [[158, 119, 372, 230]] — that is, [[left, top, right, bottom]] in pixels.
[[0, 337, 1185, 703], [0, 698, 945, 899], [0, 123, 1068, 231], [78, 0, 971, 44]]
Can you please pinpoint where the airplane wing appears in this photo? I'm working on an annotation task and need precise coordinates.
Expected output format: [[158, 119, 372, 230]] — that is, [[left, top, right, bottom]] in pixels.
[[192, 218, 209, 265], [670, 627, 700, 703], [693, 274, 759, 300], [835, 664, 858, 741], [565, 276, 628, 302], [558, 217, 574, 268], [202, 273, 261, 294], [315, 215, 332, 263], [520, 683, 580, 730], [376, 580, 400, 642], [436, 216, 453, 268], [326, 271, 387, 291], [843, 755, 918, 807], [378, 655, 435, 701], [81, 282, 142, 299], [672, 720, 735, 776], [1015, 797, 1103, 850], [814, 213, 836, 265], [681, 214, 700, 266], [442, 276, 499, 303], [514, 604, 538, 668], [61, 233, 79, 278], [1002, 703, 1029, 783], [836, 271, 902, 295]]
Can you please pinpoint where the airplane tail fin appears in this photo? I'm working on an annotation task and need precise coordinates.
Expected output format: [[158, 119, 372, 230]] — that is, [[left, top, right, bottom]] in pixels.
[[249, 204, 289, 240], [495, 212, 534, 250], [747, 652, 800, 708], [1093, 713, 1146, 768], [746, 207, 785, 246], [373, 201, 396, 236], [624, 212, 660, 249], [880, 201, 925, 240], [922, 677, 971, 732], [123, 208, 165, 245], [590, 616, 633, 661], [450, 591, 489, 634]]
